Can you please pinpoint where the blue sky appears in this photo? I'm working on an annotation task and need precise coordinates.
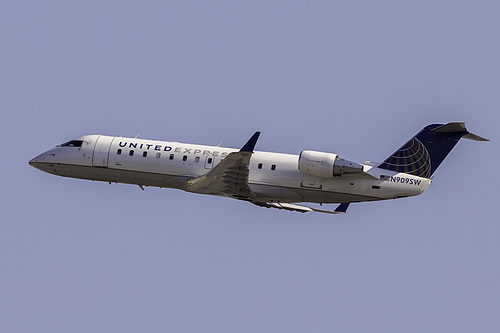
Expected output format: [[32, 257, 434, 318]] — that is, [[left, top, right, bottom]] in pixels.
[[1, 1, 499, 332]]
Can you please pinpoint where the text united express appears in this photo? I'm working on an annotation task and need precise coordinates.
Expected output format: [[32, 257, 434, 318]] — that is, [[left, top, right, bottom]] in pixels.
[[118, 141, 230, 157]]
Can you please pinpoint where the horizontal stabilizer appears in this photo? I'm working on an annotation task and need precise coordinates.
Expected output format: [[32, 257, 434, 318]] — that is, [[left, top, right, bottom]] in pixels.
[[431, 122, 468, 133], [431, 122, 489, 141], [462, 132, 489, 141]]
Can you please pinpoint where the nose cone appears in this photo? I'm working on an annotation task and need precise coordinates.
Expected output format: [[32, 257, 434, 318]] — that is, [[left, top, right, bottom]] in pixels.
[[29, 153, 43, 166], [29, 154, 45, 170], [29, 151, 56, 172]]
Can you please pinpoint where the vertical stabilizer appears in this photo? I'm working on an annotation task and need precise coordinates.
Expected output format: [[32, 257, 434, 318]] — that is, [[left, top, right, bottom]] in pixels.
[[378, 122, 488, 177]]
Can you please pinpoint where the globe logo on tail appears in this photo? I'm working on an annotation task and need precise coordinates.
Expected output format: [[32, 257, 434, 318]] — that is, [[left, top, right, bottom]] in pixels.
[[379, 138, 431, 178]]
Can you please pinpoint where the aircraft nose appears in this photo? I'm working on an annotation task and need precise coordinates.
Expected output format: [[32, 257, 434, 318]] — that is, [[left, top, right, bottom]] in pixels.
[[29, 151, 58, 174], [29, 152, 50, 167], [29, 155, 42, 168]]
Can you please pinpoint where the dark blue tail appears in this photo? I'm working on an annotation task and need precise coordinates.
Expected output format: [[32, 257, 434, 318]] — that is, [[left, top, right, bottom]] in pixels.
[[378, 122, 488, 178]]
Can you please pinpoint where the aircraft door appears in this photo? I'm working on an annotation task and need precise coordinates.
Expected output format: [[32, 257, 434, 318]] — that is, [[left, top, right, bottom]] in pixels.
[[204, 155, 214, 169], [204, 155, 222, 169], [92, 136, 115, 167]]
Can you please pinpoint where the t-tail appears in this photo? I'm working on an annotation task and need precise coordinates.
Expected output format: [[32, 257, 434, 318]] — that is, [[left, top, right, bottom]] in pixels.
[[378, 122, 488, 178]]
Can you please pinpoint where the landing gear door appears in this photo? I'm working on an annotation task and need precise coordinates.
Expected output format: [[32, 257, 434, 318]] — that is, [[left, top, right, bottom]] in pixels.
[[92, 136, 115, 167]]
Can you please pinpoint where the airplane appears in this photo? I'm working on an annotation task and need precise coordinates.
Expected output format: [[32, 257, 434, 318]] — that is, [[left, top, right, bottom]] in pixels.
[[29, 122, 488, 214]]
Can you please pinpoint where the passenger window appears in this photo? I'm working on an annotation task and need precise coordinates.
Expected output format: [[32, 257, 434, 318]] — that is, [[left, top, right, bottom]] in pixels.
[[117, 149, 122, 155], [169, 154, 174, 160], [183, 155, 187, 161], [271, 164, 276, 170], [195, 156, 200, 163], [156, 153, 161, 159], [129, 150, 134, 156], [258, 163, 263, 169], [143, 151, 148, 157]]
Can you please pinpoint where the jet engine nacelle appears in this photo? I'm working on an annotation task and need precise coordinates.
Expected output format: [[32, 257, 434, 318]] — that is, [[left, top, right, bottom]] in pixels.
[[298, 150, 363, 177]]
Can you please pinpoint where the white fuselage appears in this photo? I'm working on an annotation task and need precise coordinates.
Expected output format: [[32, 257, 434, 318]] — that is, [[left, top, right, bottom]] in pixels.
[[29, 134, 431, 204]]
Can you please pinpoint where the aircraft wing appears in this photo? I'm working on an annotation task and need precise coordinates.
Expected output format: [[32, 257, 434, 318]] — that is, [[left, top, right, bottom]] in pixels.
[[186, 132, 260, 199], [252, 202, 350, 214]]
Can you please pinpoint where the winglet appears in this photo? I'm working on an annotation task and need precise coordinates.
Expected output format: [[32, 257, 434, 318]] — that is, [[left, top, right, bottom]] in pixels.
[[333, 203, 350, 214], [240, 132, 261, 152]]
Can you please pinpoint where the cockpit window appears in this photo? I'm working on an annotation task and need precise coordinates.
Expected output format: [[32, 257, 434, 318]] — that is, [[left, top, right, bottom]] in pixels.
[[59, 140, 83, 147]]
